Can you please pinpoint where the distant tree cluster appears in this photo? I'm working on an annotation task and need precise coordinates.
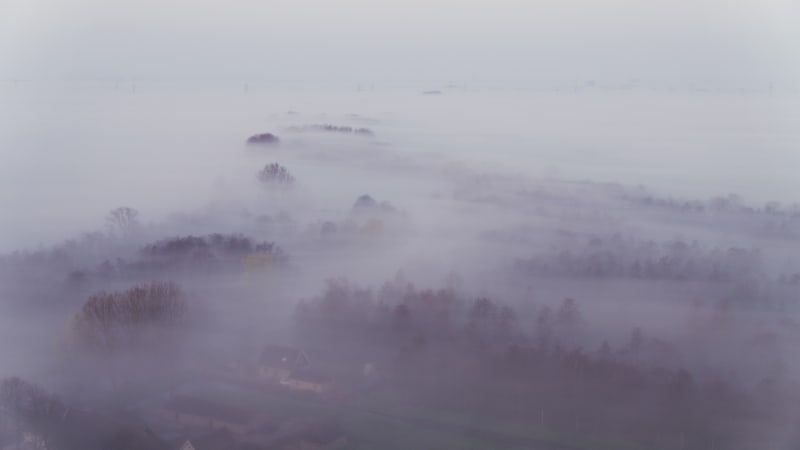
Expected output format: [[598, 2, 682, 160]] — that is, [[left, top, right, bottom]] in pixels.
[[514, 234, 763, 283], [284, 124, 374, 136], [1, 376, 163, 450], [70, 281, 188, 388], [0, 208, 138, 280], [1, 231, 288, 290], [295, 195, 402, 238], [307, 216, 394, 240], [351, 194, 396, 213], [246, 133, 280, 145], [297, 278, 589, 353], [294, 277, 788, 450], [778, 272, 800, 285], [624, 191, 800, 216], [141, 233, 285, 263], [72, 281, 187, 355], [106, 207, 140, 236], [296, 278, 532, 370], [1, 377, 65, 450], [83, 234, 288, 279], [621, 191, 800, 237], [256, 163, 295, 186]]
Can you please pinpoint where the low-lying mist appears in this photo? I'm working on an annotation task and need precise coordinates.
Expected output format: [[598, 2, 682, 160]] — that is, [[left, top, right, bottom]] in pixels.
[[1, 82, 799, 450]]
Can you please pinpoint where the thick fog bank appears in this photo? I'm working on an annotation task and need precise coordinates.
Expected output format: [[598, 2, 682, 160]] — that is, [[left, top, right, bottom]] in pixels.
[[1, 82, 799, 450], [2, 82, 798, 251]]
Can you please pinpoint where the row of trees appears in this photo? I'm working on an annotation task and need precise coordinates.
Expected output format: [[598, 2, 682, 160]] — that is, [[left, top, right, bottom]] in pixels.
[[620, 191, 800, 238], [294, 277, 791, 450], [1, 376, 164, 450], [256, 163, 295, 186], [284, 124, 374, 136], [513, 234, 764, 283], [297, 278, 592, 350], [72, 281, 186, 353], [105, 207, 140, 237], [71, 281, 188, 387], [67, 234, 288, 283], [141, 233, 283, 260], [246, 132, 280, 145], [352, 194, 396, 213], [1, 282, 190, 448], [622, 191, 800, 219], [1, 377, 64, 450], [0, 207, 140, 277]]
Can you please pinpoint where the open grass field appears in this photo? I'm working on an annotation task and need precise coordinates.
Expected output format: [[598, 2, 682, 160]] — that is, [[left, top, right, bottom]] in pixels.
[[170, 380, 659, 450]]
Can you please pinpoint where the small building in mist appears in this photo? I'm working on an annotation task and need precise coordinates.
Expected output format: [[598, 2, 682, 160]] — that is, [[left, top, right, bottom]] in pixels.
[[247, 345, 335, 395], [256, 345, 311, 382]]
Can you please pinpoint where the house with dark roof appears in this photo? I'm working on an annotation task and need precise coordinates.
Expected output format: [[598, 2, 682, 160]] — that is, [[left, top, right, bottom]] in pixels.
[[257, 345, 311, 382]]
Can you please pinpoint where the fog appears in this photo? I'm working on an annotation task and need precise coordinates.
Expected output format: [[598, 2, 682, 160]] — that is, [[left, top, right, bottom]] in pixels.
[[3, 85, 798, 251], [2, 1, 800, 450]]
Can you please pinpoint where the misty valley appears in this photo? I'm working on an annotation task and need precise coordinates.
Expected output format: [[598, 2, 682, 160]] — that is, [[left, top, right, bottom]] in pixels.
[[1, 89, 799, 450]]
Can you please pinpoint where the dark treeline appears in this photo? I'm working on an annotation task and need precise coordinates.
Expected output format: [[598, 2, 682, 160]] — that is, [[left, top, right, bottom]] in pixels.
[[621, 191, 800, 218], [284, 124, 374, 137], [0, 230, 287, 314], [617, 190, 800, 238], [256, 163, 296, 187], [1, 107, 798, 449], [513, 234, 763, 283], [141, 233, 284, 261], [100, 234, 286, 280], [351, 194, 396, 214], [1, 376, 168, 450], [294, 277, 794, 450], [67, 281, 191, 388], [0, 280, 195, 449], [246, 133, 280, 145]]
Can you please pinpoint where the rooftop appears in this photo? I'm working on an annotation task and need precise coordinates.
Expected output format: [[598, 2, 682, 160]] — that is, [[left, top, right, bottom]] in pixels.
[[259, 345, 310, 368]]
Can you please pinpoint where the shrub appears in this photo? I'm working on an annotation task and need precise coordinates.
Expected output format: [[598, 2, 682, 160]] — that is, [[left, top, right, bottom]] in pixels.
[[257, 163, 295, 186]]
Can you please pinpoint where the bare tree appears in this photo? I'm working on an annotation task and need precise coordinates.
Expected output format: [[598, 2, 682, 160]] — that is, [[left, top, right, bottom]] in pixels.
[[71, 281, 187, 385], [556, 298, 582, 328], [257, 163, 295, 186], [74, 281, 186, 349], [106, 207, 140, 236], [0, 377, 64, 450], [1, 377, 26, 449]]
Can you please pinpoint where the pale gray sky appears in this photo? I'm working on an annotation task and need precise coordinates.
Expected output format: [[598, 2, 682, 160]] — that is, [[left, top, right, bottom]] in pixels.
[[1, 0, 798, 85]]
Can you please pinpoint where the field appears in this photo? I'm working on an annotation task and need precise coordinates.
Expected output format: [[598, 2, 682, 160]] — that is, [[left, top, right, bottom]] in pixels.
[[155, 379, 657, 450]]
